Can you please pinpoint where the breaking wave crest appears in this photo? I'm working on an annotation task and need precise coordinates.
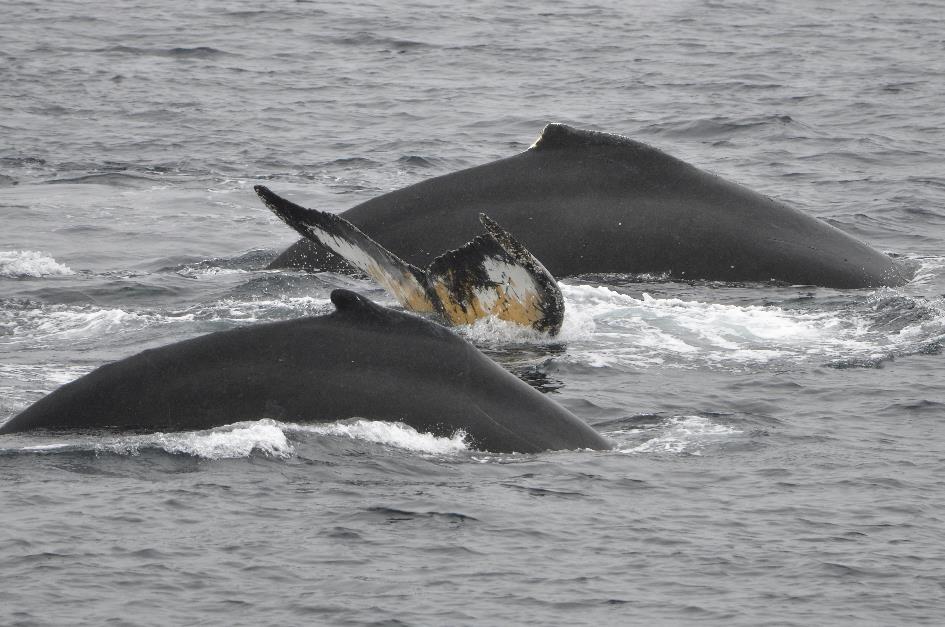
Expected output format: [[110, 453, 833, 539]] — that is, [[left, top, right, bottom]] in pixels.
[[0, 250, 75, 278], [106, 422, 295, 459], [4, 419, 468, 460], [285, 419, 469, 454]]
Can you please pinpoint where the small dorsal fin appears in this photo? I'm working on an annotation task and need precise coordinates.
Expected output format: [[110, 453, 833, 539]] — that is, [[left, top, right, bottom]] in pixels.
[[330, 288, 383, 315], [329, 287, 414, 325], [329, 288, 463, 342], [529, 123, 642, 151]]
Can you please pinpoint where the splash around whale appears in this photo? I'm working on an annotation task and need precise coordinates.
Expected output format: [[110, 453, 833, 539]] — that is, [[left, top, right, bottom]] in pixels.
[[270, 124, 910, 288], [0, 289, 610, 454]]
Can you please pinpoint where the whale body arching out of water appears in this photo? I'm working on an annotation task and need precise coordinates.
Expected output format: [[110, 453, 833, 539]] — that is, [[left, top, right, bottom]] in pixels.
[[270, 124, 909, 288], [0, 290, 609, 454]]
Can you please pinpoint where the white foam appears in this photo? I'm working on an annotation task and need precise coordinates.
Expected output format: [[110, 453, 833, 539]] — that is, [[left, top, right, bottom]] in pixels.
[[0, 250, 74, 278], [195, 295, 330, 322], [101, 422, 295, 459], [286, 419, 469, 454], [175, 265, 249, 279], [456, 282, 594, 345], [0, 362, 92, 386], [2, 296, 334, 347], [557, 283, 886, 369], [21, 443, 72, 451], [160, 296, 332, 326], [907, 256, 945, 287], [32, 307, 152, 340], [460, 315, 550, 344], [615, 415, 741, 455], [5, 419, 467, 460]]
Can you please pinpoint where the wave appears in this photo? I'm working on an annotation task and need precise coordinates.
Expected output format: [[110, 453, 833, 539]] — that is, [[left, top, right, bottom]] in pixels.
[[108, 422, 294, 459], [2, 422, 293, 460], [905, 255, 945, 287], [1, 419, 468, 460], [332, 32, 431, 51], [285, 419, 469, 454], [43, 172, 163, 187], [397, 155, 439, 168], [1, 304, 161, 345], [0, 251, 75, 279], [96, 45, 229, 58], [644, 114, 799, 139]]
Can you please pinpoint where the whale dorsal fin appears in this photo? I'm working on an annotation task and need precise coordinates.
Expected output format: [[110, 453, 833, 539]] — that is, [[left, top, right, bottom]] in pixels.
[[330, 289, 386, 317], [329, 288, 464, 343], [329, 287, 426, 327], [529, 123, 642, 151]]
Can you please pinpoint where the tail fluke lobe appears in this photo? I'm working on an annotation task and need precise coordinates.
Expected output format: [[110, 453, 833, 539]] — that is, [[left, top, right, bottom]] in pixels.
[[256, 186, 564, 335], [255, 185, 437, 313]]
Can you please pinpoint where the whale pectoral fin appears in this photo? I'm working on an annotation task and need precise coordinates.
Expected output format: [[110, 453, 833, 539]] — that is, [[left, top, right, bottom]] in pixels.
[[254, 185, 437, 313], [425, 214, 565, 335]]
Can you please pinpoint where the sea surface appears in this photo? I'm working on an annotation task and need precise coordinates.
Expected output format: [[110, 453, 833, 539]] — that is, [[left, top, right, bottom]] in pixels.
[[2, 0, 945, 624]]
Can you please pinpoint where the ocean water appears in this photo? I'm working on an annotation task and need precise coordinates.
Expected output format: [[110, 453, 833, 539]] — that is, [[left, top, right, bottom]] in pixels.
[[2, 0, 945, 624]]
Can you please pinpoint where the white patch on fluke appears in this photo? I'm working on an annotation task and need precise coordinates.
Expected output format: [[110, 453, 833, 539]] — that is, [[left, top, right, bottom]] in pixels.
[[0, 250, 74, 278], [480, 254, 541, 308], [303, 223, 429, 309]]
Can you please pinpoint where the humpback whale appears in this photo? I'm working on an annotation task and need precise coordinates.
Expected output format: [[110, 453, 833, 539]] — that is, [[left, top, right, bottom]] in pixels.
[[269, 124, 909, 288], [0, 290, 609, 454]]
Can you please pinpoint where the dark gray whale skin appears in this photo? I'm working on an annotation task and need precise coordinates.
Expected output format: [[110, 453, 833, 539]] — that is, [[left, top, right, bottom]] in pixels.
[[0, 290, 609, 454], [271, 124, 908, 288]]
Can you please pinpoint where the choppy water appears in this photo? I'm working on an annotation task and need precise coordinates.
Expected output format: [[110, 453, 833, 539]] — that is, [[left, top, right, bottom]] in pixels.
[[3, 0, 945, 624]]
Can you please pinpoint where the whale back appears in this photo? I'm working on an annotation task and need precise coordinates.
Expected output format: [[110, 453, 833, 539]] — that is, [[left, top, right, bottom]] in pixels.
[[0, 290, 608, 453], [269, 124, 908, 287]]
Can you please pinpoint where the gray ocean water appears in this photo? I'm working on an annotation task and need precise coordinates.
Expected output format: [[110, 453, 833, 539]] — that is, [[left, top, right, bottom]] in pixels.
[[3, 0, 945, 624]]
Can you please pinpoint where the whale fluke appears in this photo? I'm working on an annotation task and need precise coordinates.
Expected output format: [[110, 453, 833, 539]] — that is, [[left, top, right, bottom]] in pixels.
[[255, 185, 436, 313], [255, 185, 564, 335]]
